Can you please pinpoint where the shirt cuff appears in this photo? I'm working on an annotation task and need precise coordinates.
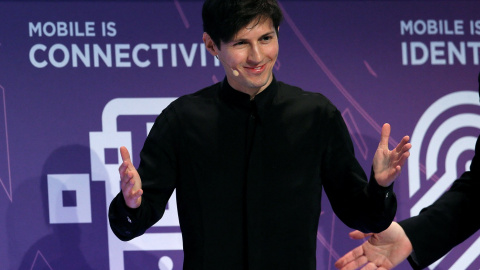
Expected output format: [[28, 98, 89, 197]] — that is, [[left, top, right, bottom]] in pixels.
[[368, 166, 395, 201]]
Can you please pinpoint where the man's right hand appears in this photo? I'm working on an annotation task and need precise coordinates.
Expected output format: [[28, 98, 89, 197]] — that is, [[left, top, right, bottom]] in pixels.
[[119, 146, 143, 209]]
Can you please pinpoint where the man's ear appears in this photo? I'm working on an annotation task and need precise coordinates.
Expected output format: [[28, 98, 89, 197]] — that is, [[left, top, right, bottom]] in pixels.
[[203, 32, 218, 56]]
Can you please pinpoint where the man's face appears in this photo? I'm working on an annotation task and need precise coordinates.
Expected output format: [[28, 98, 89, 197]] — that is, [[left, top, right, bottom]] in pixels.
[[215, 17, 279, 96]]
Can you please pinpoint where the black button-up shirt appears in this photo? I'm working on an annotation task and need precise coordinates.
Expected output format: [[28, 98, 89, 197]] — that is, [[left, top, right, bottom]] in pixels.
[[109, 76, 396, 270]]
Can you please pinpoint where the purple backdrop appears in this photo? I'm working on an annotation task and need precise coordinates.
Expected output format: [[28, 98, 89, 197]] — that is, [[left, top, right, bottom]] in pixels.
[[1, 1, 480, 269]]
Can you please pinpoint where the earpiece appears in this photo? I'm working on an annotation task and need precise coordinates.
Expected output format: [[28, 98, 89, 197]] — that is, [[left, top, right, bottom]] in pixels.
[[216, 55, 239, 77]]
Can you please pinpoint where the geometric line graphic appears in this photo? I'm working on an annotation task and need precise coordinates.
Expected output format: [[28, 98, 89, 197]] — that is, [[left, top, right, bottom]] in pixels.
[[174, 0, 190, 29], [317, 230, 340, 261], [408, 91, 480, 200], [274, 59, 281, 71], [30, 250, 53, 270], [0, 84, 12, 202], [47, 174, 92, 224], [363, 60, 378, 78]]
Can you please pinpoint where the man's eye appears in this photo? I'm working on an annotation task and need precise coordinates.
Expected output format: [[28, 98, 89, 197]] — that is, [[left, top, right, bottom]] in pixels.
[[261, 36, 272, 42]]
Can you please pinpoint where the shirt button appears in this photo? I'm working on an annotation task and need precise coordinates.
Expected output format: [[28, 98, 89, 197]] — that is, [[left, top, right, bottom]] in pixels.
[[127, 216, 132, 223]]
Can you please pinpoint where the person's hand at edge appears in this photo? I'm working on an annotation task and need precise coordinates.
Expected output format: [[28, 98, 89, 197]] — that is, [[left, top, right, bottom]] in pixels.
[[334, 222, 413, 270]]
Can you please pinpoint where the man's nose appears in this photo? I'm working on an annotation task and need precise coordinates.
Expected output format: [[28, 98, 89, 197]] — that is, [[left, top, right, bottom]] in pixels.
[[248, 45, 262, 63]]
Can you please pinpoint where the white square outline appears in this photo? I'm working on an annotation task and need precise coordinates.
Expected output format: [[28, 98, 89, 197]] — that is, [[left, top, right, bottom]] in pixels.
[[47, 174, 92, 224]]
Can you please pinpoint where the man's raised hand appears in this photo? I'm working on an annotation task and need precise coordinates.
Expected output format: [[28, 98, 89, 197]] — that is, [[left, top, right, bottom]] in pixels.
[[119, 146, 143, 209], [373, 123, 411, 187]]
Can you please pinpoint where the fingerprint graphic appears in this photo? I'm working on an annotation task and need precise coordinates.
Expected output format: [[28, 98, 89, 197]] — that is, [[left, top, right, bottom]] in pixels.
[[408, 91, 480, 214]]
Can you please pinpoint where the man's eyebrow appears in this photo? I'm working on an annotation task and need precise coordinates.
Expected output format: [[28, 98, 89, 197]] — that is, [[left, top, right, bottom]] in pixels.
[[261, 31, 276, 36], [258, 31, 276, 38], [230, 38, 247, 43], [231, 31, 276, 42]]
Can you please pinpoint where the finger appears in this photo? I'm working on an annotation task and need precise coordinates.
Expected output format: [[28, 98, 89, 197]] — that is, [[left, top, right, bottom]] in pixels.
[[118, 160, 128, 176], [120, 146, 132, 163], [354, 256, 369, 269], [124, 179, 142, 204], [349, 230, 370, 240], [121, 170, 135, 190], [121, 174, 133, 192], [395, 136, 408, 153], [337, 255, 368, 270], [120, 168, 132, 183], [398, 143, 412, 156], [378, 123, 391, 149], [124, 188, 143, 209], [126, 188, 143, 205], [395, 136, 411, 155], [340, 246, 365, 264], [395, 151, 410, 168], [361, 262, 379, 270], [130, 188, 143, 200], [394, 166, 402, 175], [335, 252, 354, 268]]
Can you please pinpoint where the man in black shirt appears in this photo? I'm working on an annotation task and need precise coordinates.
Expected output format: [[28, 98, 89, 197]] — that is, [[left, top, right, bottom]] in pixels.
[[109, 0, 412, 269]]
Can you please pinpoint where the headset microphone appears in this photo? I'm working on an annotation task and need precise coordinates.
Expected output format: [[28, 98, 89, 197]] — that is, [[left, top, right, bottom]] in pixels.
[[216, 55, 240, 77]]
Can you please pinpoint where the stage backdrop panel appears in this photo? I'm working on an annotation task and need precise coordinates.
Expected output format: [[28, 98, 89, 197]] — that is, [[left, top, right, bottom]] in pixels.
[[1, 0, 479, 269]]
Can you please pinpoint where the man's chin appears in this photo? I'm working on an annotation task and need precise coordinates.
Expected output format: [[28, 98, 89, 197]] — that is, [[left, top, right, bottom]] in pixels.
[[249, 74, 272, 90]]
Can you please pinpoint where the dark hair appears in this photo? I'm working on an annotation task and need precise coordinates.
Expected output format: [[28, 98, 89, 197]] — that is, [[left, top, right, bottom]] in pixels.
[[202, 0, 283, 48]]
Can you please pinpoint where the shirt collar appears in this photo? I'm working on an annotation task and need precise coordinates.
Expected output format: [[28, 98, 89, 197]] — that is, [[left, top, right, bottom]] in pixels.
[[219, 76, 278, 119]]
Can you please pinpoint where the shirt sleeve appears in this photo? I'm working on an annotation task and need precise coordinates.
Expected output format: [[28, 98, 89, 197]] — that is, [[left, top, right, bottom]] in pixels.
[[108, 105, 178, 241], [399, 134, 480, 269], [108, 191, 144, 241], [321, 107, 396, 233]]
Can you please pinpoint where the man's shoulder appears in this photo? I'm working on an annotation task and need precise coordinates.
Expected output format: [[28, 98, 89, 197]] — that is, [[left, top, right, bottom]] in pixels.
[[276, 81, 336, 110], [169, 82, 221, 108], [183, 82, 221, 100]]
